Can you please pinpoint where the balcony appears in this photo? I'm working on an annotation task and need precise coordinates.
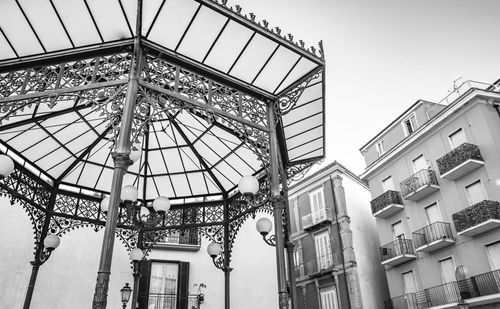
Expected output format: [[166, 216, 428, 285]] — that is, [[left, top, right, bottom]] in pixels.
[[147, 293, 201, 309], [386, 269, 500, 308], [452, 200, 500, 236], [153, 229, 201, 251], [305, 252, 338, 277], [302, 208, 333, 231], [437, 143, 484, 180], [380, 238, 417, 267], [371, 190, 404, 218], [412, 221, 455, 253], [400, 169, 439, 201]]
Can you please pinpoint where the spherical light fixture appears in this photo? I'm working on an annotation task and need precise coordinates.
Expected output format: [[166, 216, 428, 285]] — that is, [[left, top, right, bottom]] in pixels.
[[139, 207, 149, 222], [153, 196, 170, 214], [129, 147, 142, 162], [0, 154, 15, 179], [129, 248, 144, 262], [100, 197, 110, 214], [121, 185, 138, 202], [256, 217, 273, 236], [43, 234, 61, 251], [207, 242, 223, 258], [238, 175, 259, 197]]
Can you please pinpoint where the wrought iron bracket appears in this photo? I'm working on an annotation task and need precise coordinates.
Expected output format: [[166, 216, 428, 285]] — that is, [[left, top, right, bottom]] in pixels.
[[31, 248, 55, 266], [260, 232, 276, 247]]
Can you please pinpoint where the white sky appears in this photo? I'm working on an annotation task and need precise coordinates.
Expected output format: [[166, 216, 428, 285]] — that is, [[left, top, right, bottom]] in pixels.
[[230, 0, 500, 174]]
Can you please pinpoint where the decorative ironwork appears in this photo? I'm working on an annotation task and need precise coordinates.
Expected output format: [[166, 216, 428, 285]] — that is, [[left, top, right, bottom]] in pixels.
[[400, 169, 439, 198], [436, 143, 484, 176], [412, 221, 454, 249], [286, 159, 322, 185], [370, 190, 403, 214], [276, 69, 322, 117], [380, 238, 416, 262], [452, 200, 500, 233]]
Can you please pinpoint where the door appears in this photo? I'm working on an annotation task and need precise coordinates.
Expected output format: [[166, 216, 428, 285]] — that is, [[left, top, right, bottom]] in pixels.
[[315, 232, 333, 270], [392, 221, 405, 255], [486, 242, 500, 292], [449, 128, 467, 149], [439, 258, 458, 303], [402, 271, 418, 309], [320, 287, 339, 309], [412, 155, 428, 188], [412, 155, 427, 173], [425, 203, 442, 242], [465, 180, 487, 206], [382, 176, 395, 192], [149, 262, 179, 309]]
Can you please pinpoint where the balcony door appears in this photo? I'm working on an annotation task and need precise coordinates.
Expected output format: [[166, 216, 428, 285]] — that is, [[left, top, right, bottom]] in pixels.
[[392, 221, 405, 256], [439, 257, 458, 303], [465, 180, 487, 206], [309, 187, 326, 224], [315, 231, 333, 270], [425, 203, 442, 242], [402, 271, 418, 309], [412, 155, 427, 173], [382, 176, 395, 192], [448, 128, 467, 149]]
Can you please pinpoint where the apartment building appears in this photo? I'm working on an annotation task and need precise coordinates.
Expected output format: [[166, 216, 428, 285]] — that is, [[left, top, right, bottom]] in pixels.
[[288, 161, 389, 309], [359, 80, 500, 308]]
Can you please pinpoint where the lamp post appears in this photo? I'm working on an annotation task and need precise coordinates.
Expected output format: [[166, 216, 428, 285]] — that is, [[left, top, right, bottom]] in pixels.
[[24, 234, 61, 309], [207, 242, 232, 309], [120, 283, 132, 309], [129, 248, 144, 309], [256, 217, 276, 246]]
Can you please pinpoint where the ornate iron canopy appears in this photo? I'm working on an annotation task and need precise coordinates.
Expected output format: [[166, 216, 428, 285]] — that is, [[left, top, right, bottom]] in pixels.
[[0, 1, 325, 308]]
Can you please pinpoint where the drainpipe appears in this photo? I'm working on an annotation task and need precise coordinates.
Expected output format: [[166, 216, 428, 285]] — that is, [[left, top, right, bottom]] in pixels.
[[329, 176, 352, 309]]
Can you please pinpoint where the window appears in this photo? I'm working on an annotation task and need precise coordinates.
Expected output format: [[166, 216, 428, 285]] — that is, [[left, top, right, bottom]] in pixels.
[[412, 154, 427, 173], [293, 246, 304, 277], [309, 187, 326, 223], [315, 231, 333, 269], [376, 141, 385, 155], [382, 176, 395, 192], [392, 221, 404, 239], [138, 261, 190, 309], [402, 114, 418, 136], [486, 242, 500, 270], [320, 287, 339, 309], [465, 180, 487, 205], [448, 128, 467, 149], [425, 203, 442, 224]]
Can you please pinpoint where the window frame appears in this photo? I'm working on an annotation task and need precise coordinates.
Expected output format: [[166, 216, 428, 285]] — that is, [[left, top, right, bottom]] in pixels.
[[382, 175, 394, 192], [402, 113, 418, 137], [376, 140, 385, 155], [309, 186, 326, 221]]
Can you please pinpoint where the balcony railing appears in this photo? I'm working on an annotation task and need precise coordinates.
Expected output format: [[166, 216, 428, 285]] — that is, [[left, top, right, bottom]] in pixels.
[[305, 252, 337, 276], [400, 169, 439, 201], [380, 238, 417, 266], [386, 269, 500, 309], [370, 190, 404, 218], [153, 229, 201, 251], [412, 221, 454, 252], [148, 293, 200, 309], [452, 200, 500, 236], [302, 208, 333, 230], [436, 143, 484, 180]]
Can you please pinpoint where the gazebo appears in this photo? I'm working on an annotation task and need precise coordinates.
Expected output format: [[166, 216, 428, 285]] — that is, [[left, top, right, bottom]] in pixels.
[[0, 0, 326, 308]]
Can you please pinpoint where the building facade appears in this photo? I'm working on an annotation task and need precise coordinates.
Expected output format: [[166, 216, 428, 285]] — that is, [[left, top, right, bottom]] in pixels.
[[0, 196, 277, 309], [288, 161, 389, 309], [360, 80, 500, 308]]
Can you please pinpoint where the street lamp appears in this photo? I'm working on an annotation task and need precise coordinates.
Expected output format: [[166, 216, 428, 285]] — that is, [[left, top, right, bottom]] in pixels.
[[120, 283, 132, 309], [256, 217, 276, 246], [0, 154, 15, 179], [238, 175, 259, 197], [129, 248, 144, 309]]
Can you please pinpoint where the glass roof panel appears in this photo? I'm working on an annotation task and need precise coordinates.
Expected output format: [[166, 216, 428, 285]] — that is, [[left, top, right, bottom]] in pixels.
[[146, 0, 199, 50], [0, 33, 16, 59], [146, 150, 170, 175], [205, 174, 220, 194], [223, 153, 255, 177], [286, 125, 323, 150], [229, 33, 278, 83], [213, 160, 242, 184], [192, 139, 220, 166], [253, 46, 300, 93], [52, 0, 101, 46], [36, 147, 74, 176], [178, 147, 202, 171], [18, 0, 72, 52], [86, 0, 132, 41], [176, 6, 227, 62], [0, 0, 43, 56], [170, 174, 192, 197], [295, 80, 323, 107], [186, 173, 209, 196], [140, 0, 163, 35], [276, 58, 318, 94], [210, 166, 234, 190], [120, 0, 137, 35], [147, 176, 174, 199], [282, 98, 322, 124], [203, 20, 253, 72], [283, 113, 323, 138], [288, 138, 323, 160]]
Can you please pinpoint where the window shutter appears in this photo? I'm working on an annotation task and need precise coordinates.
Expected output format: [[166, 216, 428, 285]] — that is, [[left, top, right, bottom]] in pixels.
[[177, 261, 190, 309], [138, 260, 152, 309]]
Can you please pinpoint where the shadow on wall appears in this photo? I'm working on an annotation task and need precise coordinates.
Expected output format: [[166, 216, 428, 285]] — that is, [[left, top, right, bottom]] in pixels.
[[0, 197, 133, 309]]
